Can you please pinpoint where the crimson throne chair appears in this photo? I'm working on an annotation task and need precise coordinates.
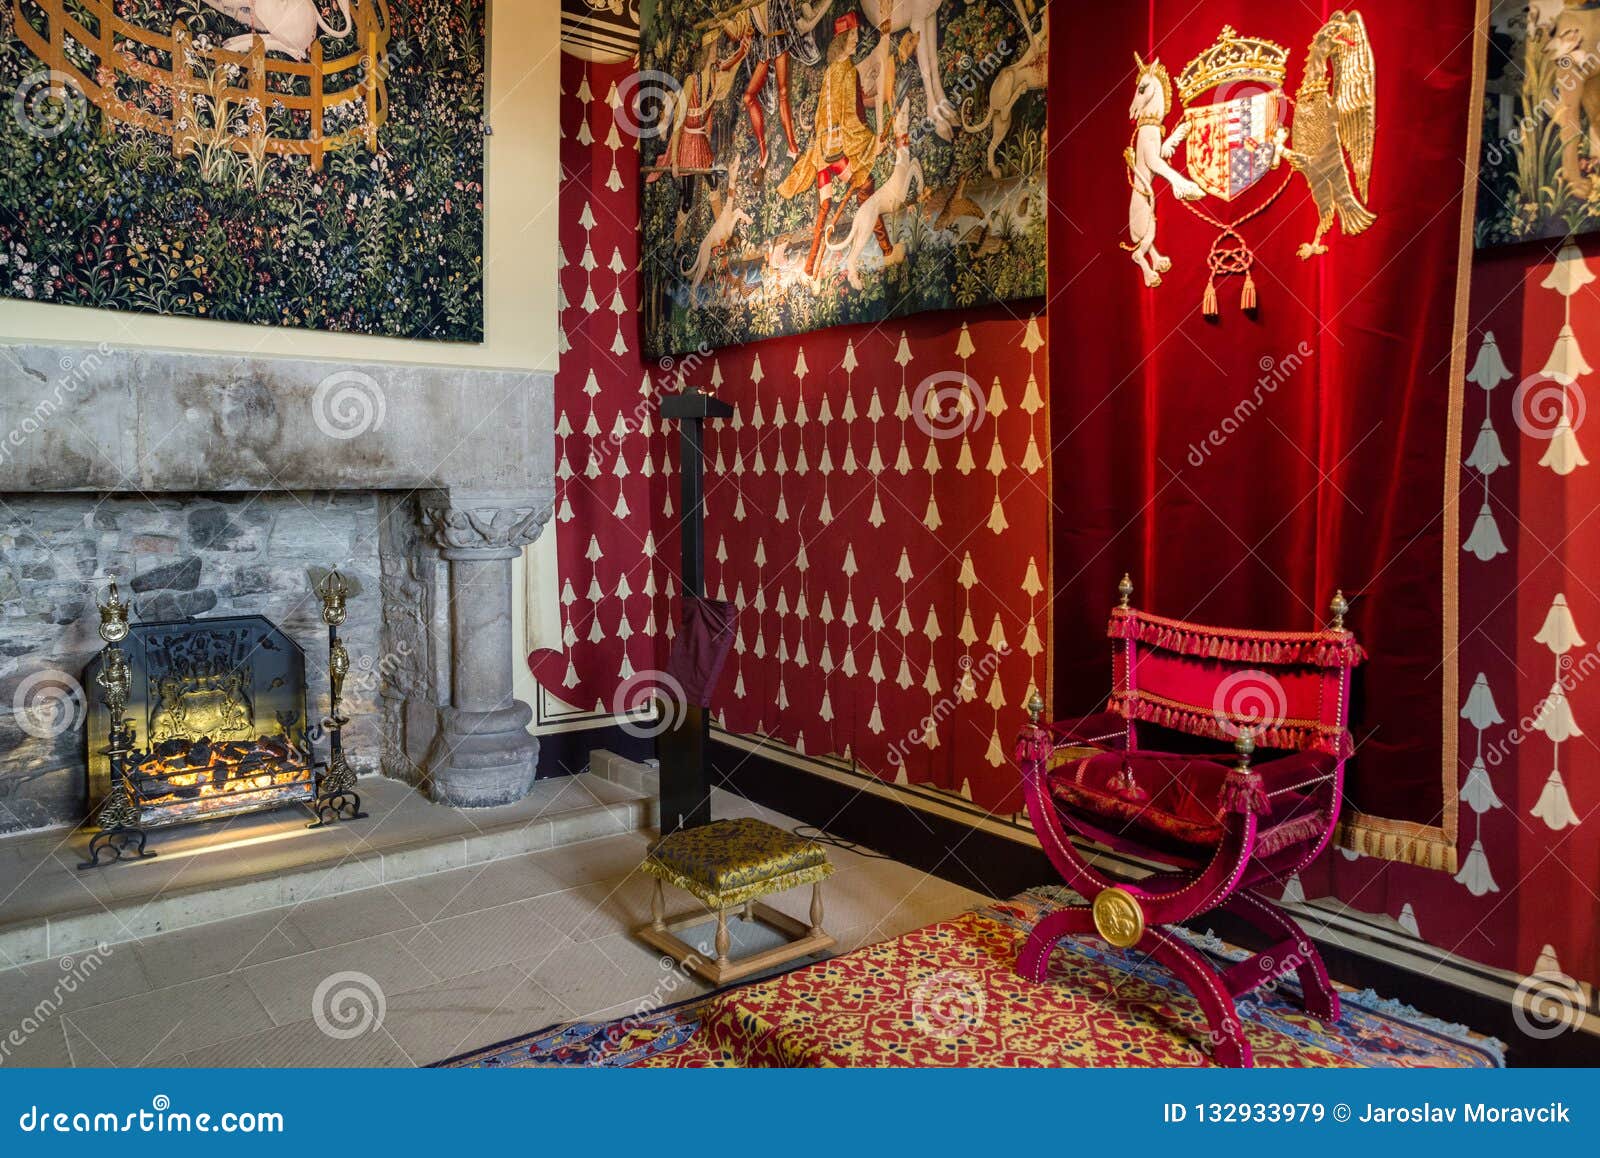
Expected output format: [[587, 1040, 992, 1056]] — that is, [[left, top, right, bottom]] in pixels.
[[1013, 577, 1364, 1067]]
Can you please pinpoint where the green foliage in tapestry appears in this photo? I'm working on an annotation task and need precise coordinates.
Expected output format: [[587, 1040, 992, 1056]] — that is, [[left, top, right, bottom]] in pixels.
[[0, 0, 484, 340]]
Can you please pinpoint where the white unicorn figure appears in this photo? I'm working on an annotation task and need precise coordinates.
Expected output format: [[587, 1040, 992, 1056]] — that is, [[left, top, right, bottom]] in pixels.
[[201, 0, 353, 61], [1123, 53, 1202, 287]]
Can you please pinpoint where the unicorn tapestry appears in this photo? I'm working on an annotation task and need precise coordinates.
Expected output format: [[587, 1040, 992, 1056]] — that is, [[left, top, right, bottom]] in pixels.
[[0, 1, 485, 340], [636, 0, 1047, 357]]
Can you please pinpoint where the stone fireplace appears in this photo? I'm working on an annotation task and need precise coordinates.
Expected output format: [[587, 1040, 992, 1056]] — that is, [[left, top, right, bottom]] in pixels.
[[0, 342, 555, 835]]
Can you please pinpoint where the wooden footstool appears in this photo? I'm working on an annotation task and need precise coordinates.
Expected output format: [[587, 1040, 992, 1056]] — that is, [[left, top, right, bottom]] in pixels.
[[635, 817, 835, 986]]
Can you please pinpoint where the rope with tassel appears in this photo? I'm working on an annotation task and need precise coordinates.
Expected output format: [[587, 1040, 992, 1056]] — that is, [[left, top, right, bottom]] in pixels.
[[1180, 169, 1294, 317]]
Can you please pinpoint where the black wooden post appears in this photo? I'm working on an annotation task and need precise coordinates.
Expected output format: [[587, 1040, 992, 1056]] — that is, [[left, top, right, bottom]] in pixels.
[[658, 387, 733, 834]]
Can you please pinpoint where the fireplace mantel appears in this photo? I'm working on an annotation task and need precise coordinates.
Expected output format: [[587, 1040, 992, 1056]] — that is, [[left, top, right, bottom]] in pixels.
[[0, 342, 557, 817], [0, 342, 552, 495]]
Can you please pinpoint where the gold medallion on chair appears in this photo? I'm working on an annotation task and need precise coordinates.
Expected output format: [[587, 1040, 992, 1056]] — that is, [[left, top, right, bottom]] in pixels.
[[1091, 886, 1146, 948], [1122, 14, 1378, 316]]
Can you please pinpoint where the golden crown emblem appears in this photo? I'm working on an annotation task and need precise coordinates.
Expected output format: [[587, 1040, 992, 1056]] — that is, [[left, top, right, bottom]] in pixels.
[[1176, 25, 1291, 105]]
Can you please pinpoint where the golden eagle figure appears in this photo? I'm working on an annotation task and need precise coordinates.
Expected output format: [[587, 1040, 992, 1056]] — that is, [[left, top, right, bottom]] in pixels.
[[1280, 10, 1376, 260]]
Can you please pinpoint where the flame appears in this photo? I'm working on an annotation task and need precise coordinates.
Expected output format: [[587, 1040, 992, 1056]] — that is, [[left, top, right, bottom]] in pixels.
[[133, 737, 312, 811]]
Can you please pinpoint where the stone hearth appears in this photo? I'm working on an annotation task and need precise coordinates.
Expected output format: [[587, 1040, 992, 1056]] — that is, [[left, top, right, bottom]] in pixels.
[[0, 342, 555, 832]]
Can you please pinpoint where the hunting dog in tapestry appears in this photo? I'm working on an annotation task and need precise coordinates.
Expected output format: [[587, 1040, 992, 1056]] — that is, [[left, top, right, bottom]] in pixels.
[[830, 97, 922, 289]]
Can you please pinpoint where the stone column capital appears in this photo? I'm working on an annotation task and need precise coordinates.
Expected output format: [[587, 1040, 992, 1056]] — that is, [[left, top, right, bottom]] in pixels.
[[419, 490, 554, 561]]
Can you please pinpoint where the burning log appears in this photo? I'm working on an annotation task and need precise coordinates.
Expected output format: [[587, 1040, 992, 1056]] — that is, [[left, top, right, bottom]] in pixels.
[[153, 737, 187, 760]]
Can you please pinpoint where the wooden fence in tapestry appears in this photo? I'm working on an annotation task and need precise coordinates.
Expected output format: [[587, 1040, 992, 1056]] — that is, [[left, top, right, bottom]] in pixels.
[[9, 0, 390, 172]]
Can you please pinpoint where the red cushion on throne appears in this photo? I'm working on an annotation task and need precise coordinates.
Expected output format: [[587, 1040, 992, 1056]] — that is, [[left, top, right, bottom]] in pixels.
[[1048, 748, 1333, 861]]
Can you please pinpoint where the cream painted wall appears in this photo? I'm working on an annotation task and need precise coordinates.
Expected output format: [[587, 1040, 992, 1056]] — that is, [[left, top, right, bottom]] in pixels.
[[0, 0, 562, 373]]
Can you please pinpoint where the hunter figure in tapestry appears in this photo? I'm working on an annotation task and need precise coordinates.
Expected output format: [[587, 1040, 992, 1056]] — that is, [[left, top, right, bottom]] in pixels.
[[638, 0, 1046, 357], [0, 1, 485, 340]]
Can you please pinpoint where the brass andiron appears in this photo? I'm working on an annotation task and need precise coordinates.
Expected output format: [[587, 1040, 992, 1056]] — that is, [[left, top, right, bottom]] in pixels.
[[310, 570, 367, 828], [80, 582, 154, 869]]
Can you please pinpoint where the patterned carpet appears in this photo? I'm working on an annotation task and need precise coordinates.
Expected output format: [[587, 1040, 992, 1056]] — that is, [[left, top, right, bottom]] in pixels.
[[437, 888, 1504, 1068]]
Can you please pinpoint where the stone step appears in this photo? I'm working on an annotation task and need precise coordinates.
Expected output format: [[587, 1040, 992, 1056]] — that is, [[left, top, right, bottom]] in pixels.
[[0, 772, 652, 968]]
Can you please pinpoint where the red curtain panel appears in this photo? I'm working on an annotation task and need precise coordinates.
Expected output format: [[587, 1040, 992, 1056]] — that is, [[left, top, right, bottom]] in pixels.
[[1048, 1, 1483, 870]]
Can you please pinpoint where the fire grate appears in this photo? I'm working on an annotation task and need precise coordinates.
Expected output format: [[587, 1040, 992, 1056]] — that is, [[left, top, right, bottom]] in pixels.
[[79, 575, 365, 868]]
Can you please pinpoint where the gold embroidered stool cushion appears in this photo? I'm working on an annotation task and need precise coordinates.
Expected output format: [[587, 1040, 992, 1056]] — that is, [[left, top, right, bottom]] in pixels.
[[635, 818, 835, 986]]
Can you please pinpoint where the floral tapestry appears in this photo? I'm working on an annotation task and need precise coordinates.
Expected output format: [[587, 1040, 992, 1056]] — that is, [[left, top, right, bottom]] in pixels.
[[1479, 0, 1600, 246], [0, 0, 484, 340], [636, 0, 1046, 357]]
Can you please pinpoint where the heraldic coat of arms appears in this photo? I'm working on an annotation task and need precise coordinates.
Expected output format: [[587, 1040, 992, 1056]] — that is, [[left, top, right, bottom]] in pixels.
[[1123, 12, 1377, 316]]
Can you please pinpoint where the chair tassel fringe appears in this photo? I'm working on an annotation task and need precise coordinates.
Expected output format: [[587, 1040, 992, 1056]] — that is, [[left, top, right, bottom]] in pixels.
[[1240, 273, 1257, 312], [1202, 277, 1219, 318], [1221, 768, 1270, 816]]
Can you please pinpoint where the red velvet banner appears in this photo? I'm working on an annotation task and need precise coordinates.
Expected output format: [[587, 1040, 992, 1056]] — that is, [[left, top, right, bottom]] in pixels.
[[1048, 1, 1484, 869]]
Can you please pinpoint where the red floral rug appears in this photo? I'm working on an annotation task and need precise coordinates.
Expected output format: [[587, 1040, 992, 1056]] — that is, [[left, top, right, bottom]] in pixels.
[[437, 889, 1503, 1068]]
